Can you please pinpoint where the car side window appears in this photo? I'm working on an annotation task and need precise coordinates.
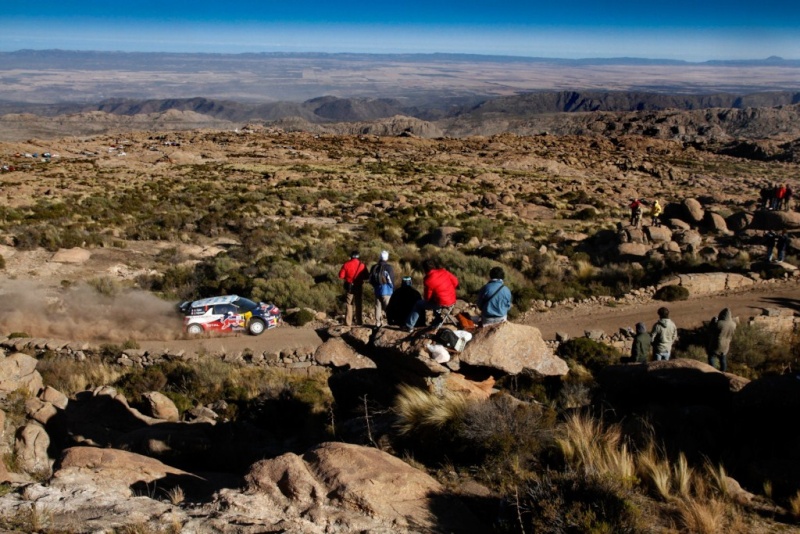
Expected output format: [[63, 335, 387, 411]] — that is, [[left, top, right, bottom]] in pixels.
[[214, 304, 237, 315]]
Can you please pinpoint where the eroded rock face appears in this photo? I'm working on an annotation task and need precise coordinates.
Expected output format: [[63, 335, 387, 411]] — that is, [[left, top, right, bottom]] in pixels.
[[458, 322, 568, 376], [51, 446, 198, 495], [314, 337, 377, 370], [0, 352, 43, 395], [304, 442, 485, 533], [14, 423, 51, 476]]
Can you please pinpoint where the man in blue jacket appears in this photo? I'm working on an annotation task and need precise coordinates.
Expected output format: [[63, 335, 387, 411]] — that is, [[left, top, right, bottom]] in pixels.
[[477, 267, 512, 326], [369, 250, 396, 328]]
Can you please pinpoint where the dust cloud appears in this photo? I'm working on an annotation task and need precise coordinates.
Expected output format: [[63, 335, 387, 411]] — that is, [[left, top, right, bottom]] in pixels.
[[0, 280, 183, 342]]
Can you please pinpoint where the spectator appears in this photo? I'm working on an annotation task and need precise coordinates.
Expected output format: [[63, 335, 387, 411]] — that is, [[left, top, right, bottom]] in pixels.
[[621, 322, 651, 363], [386, 277, 424, 327], [477, 266, 512, 326], [338, 251, 367, 326], [650, 199, 663, 228], [405, 259, 459, 332], [783, 185, 793, 211], [765, 230, 778, 262], [368, 250, 395, 328], [706, 308, 736, 372], [651, 307, 678, 361], [629, 198, 643, 228], [777, 230, 790, 262]]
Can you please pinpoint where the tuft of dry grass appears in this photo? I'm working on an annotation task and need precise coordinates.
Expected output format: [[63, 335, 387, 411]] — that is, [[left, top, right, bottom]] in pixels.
[[673, 453, 693, 499], [557, 413, 636, 487], [789, 490, 800, 520], [393, 384, 468, 436], [637, 446, 673, 501], [704, 462, 731, 500], [165, 485, 185, 505], [676, 498, 726, 534]]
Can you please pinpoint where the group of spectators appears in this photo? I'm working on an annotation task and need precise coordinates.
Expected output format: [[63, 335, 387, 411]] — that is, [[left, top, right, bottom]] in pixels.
[[338, 252, 512, 331], [623, 306, 737, 372], [760, 183, 793, 211]]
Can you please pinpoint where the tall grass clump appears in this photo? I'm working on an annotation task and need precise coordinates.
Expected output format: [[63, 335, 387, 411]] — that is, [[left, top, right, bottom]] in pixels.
[[557, 413, 636, 486]]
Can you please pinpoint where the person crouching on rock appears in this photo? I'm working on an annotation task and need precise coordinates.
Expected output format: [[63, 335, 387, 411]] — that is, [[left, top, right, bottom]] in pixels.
[[404, 258, 458, 332]]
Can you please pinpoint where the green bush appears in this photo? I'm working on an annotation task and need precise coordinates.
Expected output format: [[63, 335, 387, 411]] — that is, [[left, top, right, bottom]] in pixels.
[[653, 284, 689, 302], [7, 332, 30, 339], [285, 309, 315, 326], [557, 337, 621, 374]]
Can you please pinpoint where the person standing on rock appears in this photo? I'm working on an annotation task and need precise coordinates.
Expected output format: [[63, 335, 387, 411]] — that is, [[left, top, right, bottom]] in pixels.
[[650, 199, 663, 228], [405, 258, 459, 332], [369, 250, 395, 328], [477, 266, 512, 326], [783, 185, 793, 211], [651, 307, 678, 361], [765, 230, 778, 262], [338, 251, 367, 326], [629, 198, 643, 228], [706, 307, 736, 372]]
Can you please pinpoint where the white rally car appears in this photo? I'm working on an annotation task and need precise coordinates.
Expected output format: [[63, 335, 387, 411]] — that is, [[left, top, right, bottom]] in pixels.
[[179, 295, 281, 336]]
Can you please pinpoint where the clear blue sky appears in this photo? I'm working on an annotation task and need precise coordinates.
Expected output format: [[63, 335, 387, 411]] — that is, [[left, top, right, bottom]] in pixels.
[[2, 0, 799, 61]]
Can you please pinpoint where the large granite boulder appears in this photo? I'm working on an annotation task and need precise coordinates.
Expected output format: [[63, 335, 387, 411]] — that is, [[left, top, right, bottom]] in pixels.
[[670, 272, 755, 295], [726, 211, 753, 232], [0, 352, 43, 395], [314, 337, 377, 369], [305, 442, 485, 533], [683, 198, 705, 224], [751, 209, 800, 230], [51, 446, 198, 495], [597, 359, 749, 409], [14, 423, 51, 475], [644, 225, 673, 243], [458, 322, 568, 376]]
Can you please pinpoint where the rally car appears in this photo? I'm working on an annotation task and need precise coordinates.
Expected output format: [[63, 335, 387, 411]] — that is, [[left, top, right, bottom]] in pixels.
[[179, 295, 281, 336]]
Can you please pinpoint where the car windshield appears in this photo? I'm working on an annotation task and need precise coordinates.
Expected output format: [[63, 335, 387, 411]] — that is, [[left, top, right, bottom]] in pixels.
[[234, 297, 259, 312]]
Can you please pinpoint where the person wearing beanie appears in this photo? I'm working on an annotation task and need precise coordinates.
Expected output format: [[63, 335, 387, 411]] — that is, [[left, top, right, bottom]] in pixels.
[[338, 250, 367, 326], [368, 250, 396, 327], [476, 266, 512, 326]]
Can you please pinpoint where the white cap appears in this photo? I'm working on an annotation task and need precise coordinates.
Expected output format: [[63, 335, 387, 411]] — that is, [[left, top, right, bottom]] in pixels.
[[380, 250, 389, 261]]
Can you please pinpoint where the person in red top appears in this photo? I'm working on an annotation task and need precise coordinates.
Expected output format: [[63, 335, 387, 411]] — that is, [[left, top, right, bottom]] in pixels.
[[338, 251, 367, 326], [405, 258, 459, 331]]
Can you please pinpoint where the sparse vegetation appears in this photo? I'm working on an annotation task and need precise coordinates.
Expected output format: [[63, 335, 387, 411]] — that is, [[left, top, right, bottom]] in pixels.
[[654, 284, 690, 301]]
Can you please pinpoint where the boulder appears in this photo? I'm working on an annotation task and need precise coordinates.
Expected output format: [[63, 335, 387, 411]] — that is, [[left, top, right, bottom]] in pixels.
[[617, 242, 650, 257], [51, 446, 197, 495], [644, 225, 673, 243], [435, 373, 496, 401], [458, 322, 568, 376], [751, 209, 800, 230], [314, 337, 377, 370], [674, 229, 703, 247], [25, 398, 58, 425], [726, 211, 753, 232], [0, 352, 43, 395], [142, 391, 180, 422], [245, 452, 326, 510], [683, 198, 705, 224], [673, 272, 754, 295], [704, 211, 729, 233], [430, 226, 460, 247], [40, 386, 69, 410], [304, 442, 484, 533], [14, 423, 51, 475], [50, 247, 91, 264], [597, 359, 749, 409]]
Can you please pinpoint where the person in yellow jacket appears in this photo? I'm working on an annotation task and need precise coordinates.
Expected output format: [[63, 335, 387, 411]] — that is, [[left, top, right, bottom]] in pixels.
[[650, 200, 663, 227]]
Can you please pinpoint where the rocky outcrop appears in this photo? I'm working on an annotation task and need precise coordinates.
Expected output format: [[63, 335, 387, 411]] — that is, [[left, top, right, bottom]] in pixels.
[[458, 322, 568, 376], [661, 272, 755, 295], [0, 352, 43, 395], [314, 337, 377, 369], [51, 446, 198, 495]]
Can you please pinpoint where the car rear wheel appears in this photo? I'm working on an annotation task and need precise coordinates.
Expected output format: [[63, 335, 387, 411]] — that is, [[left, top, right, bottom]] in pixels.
[[187, 324, 204, 335], [248, 319, 266, 336]]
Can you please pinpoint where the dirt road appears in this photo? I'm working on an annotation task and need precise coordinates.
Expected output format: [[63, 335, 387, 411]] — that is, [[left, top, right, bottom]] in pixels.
[[522, 279, 800, 340]]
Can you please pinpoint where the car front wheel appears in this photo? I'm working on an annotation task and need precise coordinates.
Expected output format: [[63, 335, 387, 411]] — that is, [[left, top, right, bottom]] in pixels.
[[187, 323, 204, 335], [248, 319, 266, 336]]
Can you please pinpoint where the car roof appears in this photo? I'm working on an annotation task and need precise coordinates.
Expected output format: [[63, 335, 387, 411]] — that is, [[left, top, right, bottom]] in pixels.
[[190, 295, 240, 308]]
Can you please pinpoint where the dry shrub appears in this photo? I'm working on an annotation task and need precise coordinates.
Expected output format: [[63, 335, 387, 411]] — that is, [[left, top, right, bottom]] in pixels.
[[38, 356, 123, 396], [557, 413, 636, 487], [676, 498, 726, 534], [637, 446, 673, 501], [673, 453, 694, 499], [393, 384, 468, 436], [789, 490, 800, 520]]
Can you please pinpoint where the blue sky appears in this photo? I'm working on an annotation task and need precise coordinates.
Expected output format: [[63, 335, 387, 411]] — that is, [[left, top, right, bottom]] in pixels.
[[2, 0, 799, 61]]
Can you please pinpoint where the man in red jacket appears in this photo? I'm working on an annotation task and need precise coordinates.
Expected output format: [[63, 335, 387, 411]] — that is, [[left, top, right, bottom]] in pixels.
[[338, 251, 367, 326], [404, 258, 459, 331]]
